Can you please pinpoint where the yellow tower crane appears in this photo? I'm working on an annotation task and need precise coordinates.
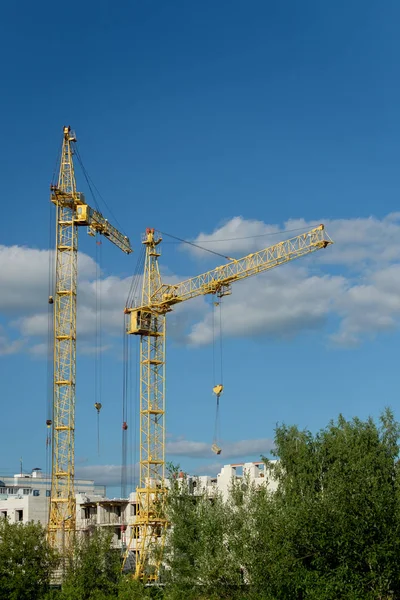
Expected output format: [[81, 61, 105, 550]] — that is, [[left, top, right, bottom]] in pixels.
[[48, 126, 132, 548], [124, 224, 333, 580]]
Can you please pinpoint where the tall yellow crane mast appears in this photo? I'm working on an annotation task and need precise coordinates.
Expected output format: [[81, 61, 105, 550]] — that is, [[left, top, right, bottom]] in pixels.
[[48, 126, 132, 548], [124, 224, 333, 580]]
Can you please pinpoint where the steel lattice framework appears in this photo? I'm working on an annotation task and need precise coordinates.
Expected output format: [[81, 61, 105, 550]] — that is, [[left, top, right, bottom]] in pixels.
[[48, 126, 132, 549], [124, 224, 333, 580]]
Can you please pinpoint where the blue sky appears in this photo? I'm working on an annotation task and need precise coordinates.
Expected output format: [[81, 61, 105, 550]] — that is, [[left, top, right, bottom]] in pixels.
[[1, 0, 400, 495]]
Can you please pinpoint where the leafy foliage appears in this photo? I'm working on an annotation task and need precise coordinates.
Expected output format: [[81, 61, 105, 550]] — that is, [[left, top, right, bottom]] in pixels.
[[3, 411, 400, 599], [163, 409, 400, 599], [58, 529, 121, 600], [0, 519, 58, 600]]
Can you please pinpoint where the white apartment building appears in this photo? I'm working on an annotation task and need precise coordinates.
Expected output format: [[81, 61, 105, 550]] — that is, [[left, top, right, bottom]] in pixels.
[[0, 461, 277, 560], [0, 468, 106, 526]]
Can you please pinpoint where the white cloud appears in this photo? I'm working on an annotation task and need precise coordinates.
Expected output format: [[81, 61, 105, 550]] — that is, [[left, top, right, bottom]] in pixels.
[[192, 462, 224, 476], [331, 264, 400, 346], [187, 267, 345, 345], [76, 464, 126, 487], [0, 334, 24, 356], [166, 437, 274, 459], [177, 213, 400, 347], [187, 216, 283, 258], [4, 212, 400, 355], [28, 342, 47, 357], [0, 244, 137, 355], [187, 213, 400, 268], [0, 245, 97, 314]]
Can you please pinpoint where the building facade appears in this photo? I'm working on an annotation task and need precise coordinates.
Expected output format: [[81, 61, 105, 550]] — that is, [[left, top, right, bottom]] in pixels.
[[0, 461, 277, 559], [0, 468, 106, 526]]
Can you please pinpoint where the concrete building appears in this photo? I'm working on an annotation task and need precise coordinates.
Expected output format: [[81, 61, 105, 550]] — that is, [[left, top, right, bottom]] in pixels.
[[0, 461, 277, 558], [76, 492, 132, 549], [0, 468, 106, 526]]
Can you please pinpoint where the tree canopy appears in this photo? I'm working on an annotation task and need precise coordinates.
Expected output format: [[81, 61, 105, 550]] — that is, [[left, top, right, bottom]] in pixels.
[[2, 410, 400, 599]]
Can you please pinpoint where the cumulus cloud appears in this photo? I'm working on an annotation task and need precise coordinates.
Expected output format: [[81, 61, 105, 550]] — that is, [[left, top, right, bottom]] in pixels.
[[177, 213, 400, 347], [0, 244, 137, 355], [0, 245, 97, 314], [187, 213, 400, 268], [187, 267, 345, 345], [331, 264, 400, 347], [0, 333, 24, 356], [76, 464, 127, 487], [192, 462, 224, 476], [166, 437, 275, 459], [3, 212, 400, 355]]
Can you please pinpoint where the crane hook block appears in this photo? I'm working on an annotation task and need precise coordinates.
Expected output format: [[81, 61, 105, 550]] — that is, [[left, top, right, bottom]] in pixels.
[[48, 296, 54, 304], [46, 419, 52, 428], [122, 421, 128, 431], [213, 384, 224, 398], [94, 402, 102, 413]]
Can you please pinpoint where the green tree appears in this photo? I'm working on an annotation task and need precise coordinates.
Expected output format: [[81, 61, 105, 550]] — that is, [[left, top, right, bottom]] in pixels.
[[59, 529, 120, 600], [0, 519, 58, 600], [162, 469, 244, 599], [254, 409, 400, 599], [161, 411, 400, 599], [117, 575, 152, 600]]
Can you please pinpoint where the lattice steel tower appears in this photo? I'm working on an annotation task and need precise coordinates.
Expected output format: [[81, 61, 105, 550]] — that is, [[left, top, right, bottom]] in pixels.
[[48, 126, 132, 548]]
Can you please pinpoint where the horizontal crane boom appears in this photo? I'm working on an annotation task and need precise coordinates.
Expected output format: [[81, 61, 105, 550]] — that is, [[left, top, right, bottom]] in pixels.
[[127, 225, 331, 326]]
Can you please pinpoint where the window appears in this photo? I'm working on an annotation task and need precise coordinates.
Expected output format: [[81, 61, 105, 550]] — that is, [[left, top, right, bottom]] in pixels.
[[23, 489, 30, 495], [16, 510, 23, 522], [33, 490, 40, 497], [46, 490, 51, 497], [1, 511, 7, 519], [130, 503, 138, 516], [83, 507, 95, 520]]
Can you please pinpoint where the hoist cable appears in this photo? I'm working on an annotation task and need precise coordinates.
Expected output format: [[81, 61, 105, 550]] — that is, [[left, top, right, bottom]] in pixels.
[[94, 235, 103, 455], [131, 333, 139, 490], [73, 145, 101, 212], [46, 196, 55, 501], [212, 299, 216, 387], [158, 230, 233, 261], [213, 397, 220, 445], [74, 144, 127, 235], [97, 412, 100, 457], [50, 139, 62, 187], [121, 315, 129, 498], [193, 225, 315, 243], [126, 245, 146, 308], [159, 224, 317, 254], [219, 301, 224, 386]]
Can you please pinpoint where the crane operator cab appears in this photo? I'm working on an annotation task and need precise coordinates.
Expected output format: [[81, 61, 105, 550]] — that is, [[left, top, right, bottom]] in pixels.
[[127, 310, 152, 335]]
